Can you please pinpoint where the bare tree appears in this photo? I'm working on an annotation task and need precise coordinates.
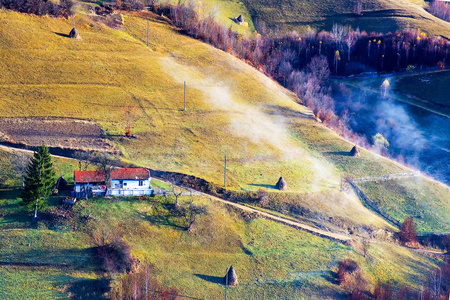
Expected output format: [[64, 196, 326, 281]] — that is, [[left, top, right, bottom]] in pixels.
[[12, 151, 30, 188], [345, 32, 356, 61], [183, 200, 207, 232], [166, 182, 183, 211], [122, 104, 142, 137], [331, 24, 346, 49], [92, 153, 116, 194], [74, 151, 92, 171]]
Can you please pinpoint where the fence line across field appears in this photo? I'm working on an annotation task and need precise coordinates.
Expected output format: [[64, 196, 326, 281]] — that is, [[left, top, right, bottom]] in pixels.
[[351, 171, 420, 183]]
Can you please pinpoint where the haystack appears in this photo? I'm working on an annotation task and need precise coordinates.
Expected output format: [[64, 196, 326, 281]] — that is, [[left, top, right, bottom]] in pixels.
[[349, 145, 360, 157], [275, 176, 287, 190], [225, 265, 238, 287], [69, 26, 81, 40], [234, 15, 245, 25], [56, 176, 67, 191]]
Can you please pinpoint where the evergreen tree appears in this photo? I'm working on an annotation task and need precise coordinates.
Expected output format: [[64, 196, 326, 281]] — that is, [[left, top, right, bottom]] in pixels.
[[21, 143, 56, 221]]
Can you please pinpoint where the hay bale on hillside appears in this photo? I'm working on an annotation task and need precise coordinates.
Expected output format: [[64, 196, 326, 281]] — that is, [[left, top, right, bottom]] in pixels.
[[225, 265, 238, 287], [234, 15, 246, 25], [275, 177, 287, 190], [350, 145, 360, 157], [69, 27, 81, 40]]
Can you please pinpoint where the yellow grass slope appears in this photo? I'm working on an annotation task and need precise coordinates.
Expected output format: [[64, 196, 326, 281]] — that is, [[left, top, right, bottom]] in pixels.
[[0, 9, 448, 232]]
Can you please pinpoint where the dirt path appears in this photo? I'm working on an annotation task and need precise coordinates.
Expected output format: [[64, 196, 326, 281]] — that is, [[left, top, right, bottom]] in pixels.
[[203, 193, 353, 242]]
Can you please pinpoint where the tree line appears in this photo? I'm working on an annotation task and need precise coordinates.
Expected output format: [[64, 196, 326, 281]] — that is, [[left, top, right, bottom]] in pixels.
[[0, 0, 74, 17], [430, 0, 450, 23]]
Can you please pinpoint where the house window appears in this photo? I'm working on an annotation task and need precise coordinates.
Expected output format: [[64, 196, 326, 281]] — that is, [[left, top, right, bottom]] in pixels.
[[139, 180, 144, 186]]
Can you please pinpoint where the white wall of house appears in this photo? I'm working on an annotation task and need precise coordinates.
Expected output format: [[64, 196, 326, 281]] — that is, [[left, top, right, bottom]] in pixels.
[[110, 179, 151, 190]]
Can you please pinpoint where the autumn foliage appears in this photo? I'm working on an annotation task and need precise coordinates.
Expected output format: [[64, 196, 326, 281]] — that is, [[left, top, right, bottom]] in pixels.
[[110, 263, 179, 300], [399, 217, 418, 246], [336, 259, 368, 296]]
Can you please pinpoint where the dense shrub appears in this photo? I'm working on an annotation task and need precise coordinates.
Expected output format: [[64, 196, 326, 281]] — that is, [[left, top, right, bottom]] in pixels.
[[336, 259, 368, 295], [0, 0, 74, 17], [399, 217, 418, 246], [95, 238, 135, 274]]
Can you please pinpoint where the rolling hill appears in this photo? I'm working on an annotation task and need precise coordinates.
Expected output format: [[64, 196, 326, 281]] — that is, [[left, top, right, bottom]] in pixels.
[[235, 0, 450, 37], [0, 2, 449, 298]]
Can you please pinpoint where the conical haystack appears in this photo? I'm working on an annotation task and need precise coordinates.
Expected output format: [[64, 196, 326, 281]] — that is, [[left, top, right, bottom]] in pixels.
[[69, 27, 81, 40], [350, 145, 360, 157], [56, 176, 67, 191], [225, 265, 238, 287], [275, 176, 287, 190]]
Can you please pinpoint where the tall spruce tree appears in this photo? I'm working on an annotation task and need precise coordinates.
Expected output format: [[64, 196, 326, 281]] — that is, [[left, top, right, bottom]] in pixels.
[[21, 143, 56, 221]]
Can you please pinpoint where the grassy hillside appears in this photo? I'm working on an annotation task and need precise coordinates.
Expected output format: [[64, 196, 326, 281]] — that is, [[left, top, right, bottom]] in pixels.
[[0, 6, 448, 232], [237, 0, 450, 37], [0, 191, 442, 299], [0, 7, 449, 297]]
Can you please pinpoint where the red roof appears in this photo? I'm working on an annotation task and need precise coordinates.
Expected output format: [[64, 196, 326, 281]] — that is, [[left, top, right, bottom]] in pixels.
[[111, 168, 150, 180], [74, 170, 105, 183], [74, 168, 150, 183]]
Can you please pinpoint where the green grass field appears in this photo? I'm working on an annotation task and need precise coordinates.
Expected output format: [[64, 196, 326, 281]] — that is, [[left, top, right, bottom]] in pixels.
[[0, 191, 442, 299], [358, 177, 450, 233]]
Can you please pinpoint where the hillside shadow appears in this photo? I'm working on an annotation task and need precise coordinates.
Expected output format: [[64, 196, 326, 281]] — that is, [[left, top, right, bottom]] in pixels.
[[194, 273, 224, 285], [321, 270, 338, 285], [53, 32, 70, 38], [249, 184, 277, 190], [0, 248, 95, 270], [144, 202, 187, 230], [239, 240, 253, 255], [67, 278, 110, 300], [0, 189, 22, 200], [264, 104, 316, 120], [323, 151, 351, 156]]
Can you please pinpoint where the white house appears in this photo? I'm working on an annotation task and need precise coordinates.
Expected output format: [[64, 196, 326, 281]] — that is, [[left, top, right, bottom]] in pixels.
[[74, 168, 153, 198]]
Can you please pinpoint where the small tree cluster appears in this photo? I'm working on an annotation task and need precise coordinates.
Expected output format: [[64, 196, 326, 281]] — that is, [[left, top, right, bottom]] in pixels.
[[111, 263, 179, 300], [336, 259, 368, 296], [399, 217, 418, 246], [430, 0, 450, 22], [0, 0, 74, 17], [94, 238, 135, 274], [115, 0, 144, 11]]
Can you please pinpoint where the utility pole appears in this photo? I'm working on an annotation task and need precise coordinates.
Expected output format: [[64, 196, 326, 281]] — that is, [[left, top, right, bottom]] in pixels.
[[183, 81, 186, 111], [224, 155, 227, 188], [225, 267, 228, 300], [147, 19, 149, 47]]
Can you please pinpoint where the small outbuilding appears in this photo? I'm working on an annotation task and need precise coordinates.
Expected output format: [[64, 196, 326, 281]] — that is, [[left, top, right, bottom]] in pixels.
[[350, 145, 360, 157], [225, 265, 238, 287], [275, 176, 287, 190]]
